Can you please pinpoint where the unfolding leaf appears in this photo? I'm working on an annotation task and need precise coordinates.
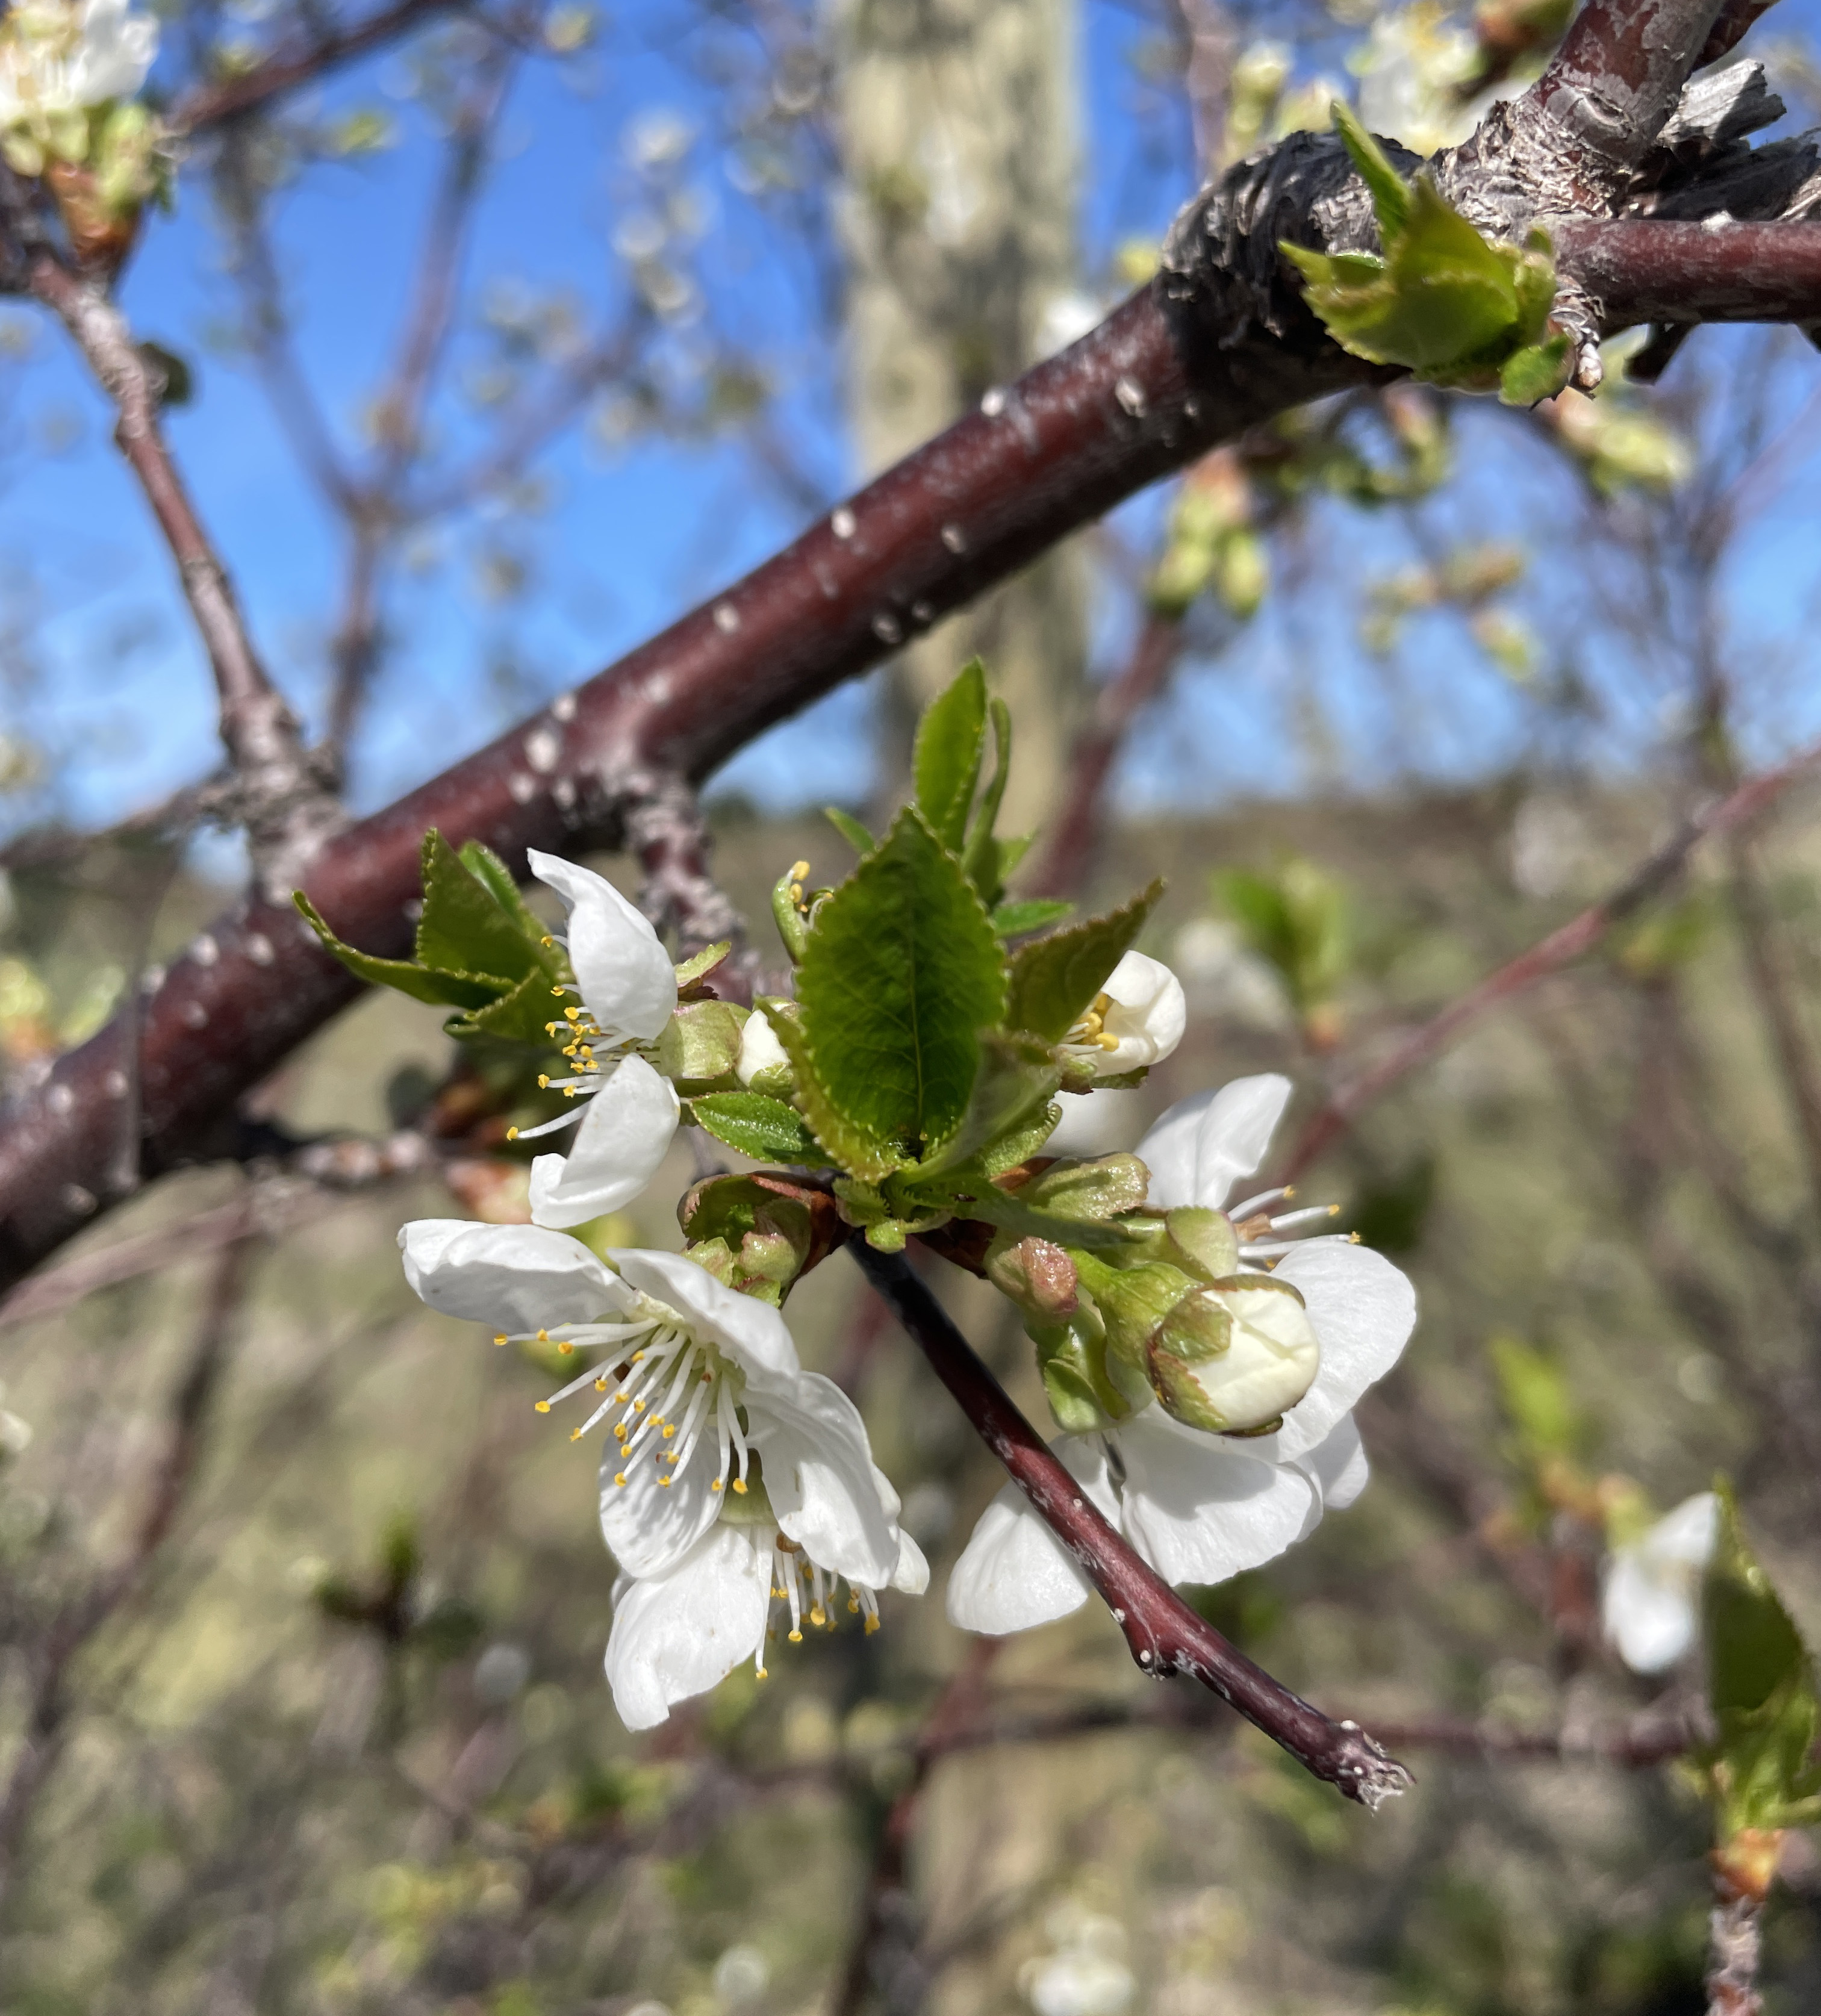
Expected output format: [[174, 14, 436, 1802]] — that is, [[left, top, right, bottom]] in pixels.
[[760, 1003, 902, 1182], [455, 966, 567, 1044], [825, 807, 875, 855], [962, 696, 1013, 903], [417, 829, 544, 985], [1004, 880, 1163, 1041], [294, 892, 499, 1010], [913, 660, 988, 851], [916, 1030, 1062, 1179], [795, 806, 1007, 1160], [992, 898, 1074, 937]]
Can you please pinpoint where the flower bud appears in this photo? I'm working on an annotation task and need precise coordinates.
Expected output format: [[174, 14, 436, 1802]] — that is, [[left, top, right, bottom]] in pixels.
[[1144, 1275, 1319, 1434], [1088, 952, 1187, 1073], [986, 1235, 1079, 1321], [735, 1007, 793, 1094]]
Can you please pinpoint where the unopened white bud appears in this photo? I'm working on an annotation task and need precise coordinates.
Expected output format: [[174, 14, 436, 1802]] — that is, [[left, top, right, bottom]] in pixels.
[[735, 1009, 791, 1087], [1092, 951, 1186, 1072], [1145, 1275, 1319, 1434]]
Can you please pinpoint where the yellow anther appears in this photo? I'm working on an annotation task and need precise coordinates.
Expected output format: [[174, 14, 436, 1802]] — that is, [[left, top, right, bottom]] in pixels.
[[1348, 1231, 1362, 1243], [506, 1125, 520, 1139], [537, 1329, 549, 1342], [788, 1630, 802, 1643], [541, 934, 554, 947], [1095, 1031, 1120, 1051], [552, 985, 565, 997], [632, 1352, 645, 1362], [809, 1606, 826, 1628], [662, 1424, 676, 1439], [538, 1074, 550, 1089], [711, 1478, 723, 1492], [570, 1428, 583, 1442], [493, 1334, 507, 1346], [614, 1472, 627, 1487], [755, 1666, 768, 1679], [565, 1006, 582, 1021], [1283, 1186, 1297, 1200], [847, 1598, 860, 1613], [535, 1401, 551, 1413], [790, 860, 810, 880], [558, 1341, 574, 1355], [658, 1475, 672, 1488], [614, 1423, 628, 1440], [633, 1399, 647, 1411], [595, 1378, 608, 1392], [864, 1614, 880, 1634], [732, 1478, 748, 1495]]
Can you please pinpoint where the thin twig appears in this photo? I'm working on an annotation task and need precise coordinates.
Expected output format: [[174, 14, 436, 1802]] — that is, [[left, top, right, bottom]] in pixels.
[[1278, 735, 1821, 1180], [851, 1242, 1412, 1807], [24, 252, 340, 888]]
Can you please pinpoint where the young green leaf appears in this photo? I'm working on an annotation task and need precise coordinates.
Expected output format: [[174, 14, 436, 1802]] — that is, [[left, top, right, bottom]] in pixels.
[[795, 806, 1009, 1159], [914, 1030, 1061, 1180], [294, 892, 500, 1010], [759, 1003, 903, 1182], [825, 807, 876, 855], [1004, 879, 1163, 1041], [912, 659, 989, 851], [961, 695, 1013, 902], [673, 939, 733, 989], [690, 1091, 835, 1167], [1333, 102, 1410, 244], [453, 966, 569, 1044], [456, 838, 557, 960], [417, 830, 543, 985], [992, 898, 1074, 938]]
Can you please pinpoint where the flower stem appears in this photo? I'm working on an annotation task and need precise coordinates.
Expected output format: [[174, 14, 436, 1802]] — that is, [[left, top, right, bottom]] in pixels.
[[851, 1239, 1412, 1808]]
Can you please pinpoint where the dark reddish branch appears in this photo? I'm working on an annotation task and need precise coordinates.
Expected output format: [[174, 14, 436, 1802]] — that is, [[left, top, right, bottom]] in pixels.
[[1556, 220, 1821, 324], [1532, 0, 1728, 180], [0, 281, 1372, 1291], [170, 0, 462, 134], [1278, 733, 1821, 1182], [1031, 609, 1186, 898], [851, 1242, 1412, 1806]]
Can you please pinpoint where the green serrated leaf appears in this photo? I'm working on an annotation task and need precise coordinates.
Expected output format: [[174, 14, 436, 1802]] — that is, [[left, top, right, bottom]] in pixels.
[[795, 805, 1008, 1159], [761, 1003, 902, 1182], [1333, 101, 1410, 245], [1004, 880, 1163, 1042], [962, 696, 1013, 903], [1708, 1483, 1810, 1722], [690, 1091, 835, 1166], [456, 838, 558, 965], [912, 660, 989, 851], [825, 807, 876, 855], [916, 1030, 1062, 1179], [452, 965, 566, 1044], [1499, 334, 1572, 407], [295, 892, 500, 1010], [417, 830, 541, 986], [992, 898, 1074, 937]]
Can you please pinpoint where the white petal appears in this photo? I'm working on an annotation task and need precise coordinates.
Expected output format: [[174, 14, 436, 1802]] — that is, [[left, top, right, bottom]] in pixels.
[[945, 1439, 1113, 1634], [528, 1054, 679, 1229], [747, 1372, 900, 1586], [608, 1248, 802, 1380], [1135, 1074, 1293, 1210], [398, 1218, 632, 1331], [1602, 1553, 1700, 1674], [1269, 1239, 1417, 1462], [892, 1529, 930, 1595], [1113, 1408, 1318, 1587], [603, 1523, 771, 1729], [599, 1416, 723, 1580], [528, 850, 677, 1041], [735, 1011, 790, 1084], [1045, 1086, 1144, 1158], [1098, 951, 1187, 1071], [1290, 1412, 1369, 1512], [1639, 1492, 1720, 1571]]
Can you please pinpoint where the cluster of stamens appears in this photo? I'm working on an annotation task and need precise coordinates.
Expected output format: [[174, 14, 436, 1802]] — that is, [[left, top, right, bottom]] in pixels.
[[1227, 1184, 1358, 1263], [499, 1308, 756, 1495], [503, 939, 644, 1143], [753, 1537, 880, 1680], [1061, 991, 1123, 1058]]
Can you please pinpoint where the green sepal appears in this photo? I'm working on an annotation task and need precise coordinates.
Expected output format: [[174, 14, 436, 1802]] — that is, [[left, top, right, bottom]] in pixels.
[[760, 1003, 903, 1182], [294, 891, 500, 1011], [992, 898, 1074, 937], [1032, 1310, 1131, 1432], [795, 804, 1008, 1160], [913, 659, 989, 851], [1070, 1249, 1197, 1368], [1004, 880, 1164, 1042], [689, 1090, 835, 1167], [824, 807, 876, 855], [673, 939, 733, 989]]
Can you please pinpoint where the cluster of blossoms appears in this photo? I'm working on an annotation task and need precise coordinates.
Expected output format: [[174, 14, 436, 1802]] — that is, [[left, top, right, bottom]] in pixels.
[[393, 837, 1421, 1728], [0, 0, 166, 261]]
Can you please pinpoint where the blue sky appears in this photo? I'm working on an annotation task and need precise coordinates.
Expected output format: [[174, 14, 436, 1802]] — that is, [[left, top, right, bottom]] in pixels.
[[5, 0, 1820, 853]]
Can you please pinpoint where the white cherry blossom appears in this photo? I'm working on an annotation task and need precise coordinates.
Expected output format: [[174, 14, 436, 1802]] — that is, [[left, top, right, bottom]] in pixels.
[[397, 1222, 926, 1724], [948, 1074, 1416, 1633], [1602, 1490, 1718, 1674], [512, 849, 680, 1228], [0, 0, 158, 129], [1059, 950, 1186, 1077]]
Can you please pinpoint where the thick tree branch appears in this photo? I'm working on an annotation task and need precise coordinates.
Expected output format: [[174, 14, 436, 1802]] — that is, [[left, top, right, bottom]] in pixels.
[[1531, 0, 1730, 188], [25, 252, 340, 887], [1279, 733, 1821, 1180], [851, 1242, 1412, 1807], [171, 0, 465, 135], [1555, 220, 1821, 325]]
